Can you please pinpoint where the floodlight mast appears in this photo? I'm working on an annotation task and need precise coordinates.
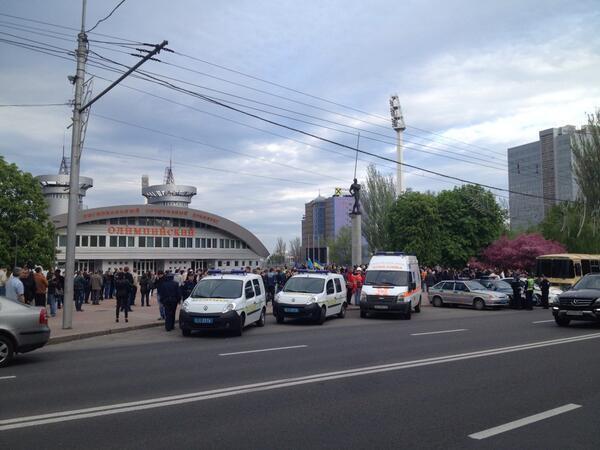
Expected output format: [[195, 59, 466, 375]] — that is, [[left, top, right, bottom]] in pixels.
[[389, 94, 406, 196]]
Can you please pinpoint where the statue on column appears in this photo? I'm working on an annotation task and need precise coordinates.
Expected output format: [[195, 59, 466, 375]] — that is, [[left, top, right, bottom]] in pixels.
[[349, 178, 361, 215]]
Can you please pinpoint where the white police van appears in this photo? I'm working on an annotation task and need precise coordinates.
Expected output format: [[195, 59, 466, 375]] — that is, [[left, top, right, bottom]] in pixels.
[[179, 270, 266, 337], [360, 252, 422, 319], [274, 270, 347, 324]]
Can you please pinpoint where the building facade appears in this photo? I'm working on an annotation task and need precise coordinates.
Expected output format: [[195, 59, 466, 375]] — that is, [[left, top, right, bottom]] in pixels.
[[301, 193, 353, 263], [508, 125, 585, 230], [38, 162, 269, 273]]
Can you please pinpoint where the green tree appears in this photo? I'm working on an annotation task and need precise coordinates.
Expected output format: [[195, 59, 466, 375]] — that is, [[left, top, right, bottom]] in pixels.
[[361, 164, 396, 253], [0, 157, 55, 268], [436, 185, 506, 267], [387, 191, 441, 266], [572, 110, 600, 223], [326, 226, 352, 266], [539, 202, 600, 253]]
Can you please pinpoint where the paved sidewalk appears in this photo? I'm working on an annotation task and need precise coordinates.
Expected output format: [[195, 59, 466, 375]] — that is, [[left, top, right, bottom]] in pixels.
[[48, 293, 165, 344]]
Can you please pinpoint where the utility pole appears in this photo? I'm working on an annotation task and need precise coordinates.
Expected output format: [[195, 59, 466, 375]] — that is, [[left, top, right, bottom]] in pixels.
[[62, 0, 88, 330], [62, 0, 169, 329], [390, 95, 406, 196]]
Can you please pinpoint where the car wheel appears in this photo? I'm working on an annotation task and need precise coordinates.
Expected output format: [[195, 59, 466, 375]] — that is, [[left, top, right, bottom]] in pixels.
[[0, 335, 15, 368], [415, 297, 421, 313], [360, 309, 367, 319], [181, 328, 191, 337], [276, 314, 285, 324], [432, 296, 443, 308], [404, 308, 412, 320], [234, 314, 245, 336], [474, 298, 485, 311], [256, 308, 266, 327], [337, 303, 347, 319], [318, 306, 327, 325], [555, 316, 571, 327]]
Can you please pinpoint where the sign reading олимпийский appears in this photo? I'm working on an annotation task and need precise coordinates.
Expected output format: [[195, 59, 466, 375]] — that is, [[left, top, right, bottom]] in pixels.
[[107, 226, 195, 237]]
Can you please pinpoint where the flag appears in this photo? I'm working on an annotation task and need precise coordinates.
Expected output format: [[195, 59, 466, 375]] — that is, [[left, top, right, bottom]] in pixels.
[[307, 258, 314, 269], [313, 260, 323, 270]]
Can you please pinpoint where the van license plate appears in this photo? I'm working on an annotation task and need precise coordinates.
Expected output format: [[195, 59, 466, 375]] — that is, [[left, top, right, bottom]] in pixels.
[[373, 305, 388, 310], [284, 308, 299, 313], [194, 317, 214, 324], [566, 311, 584, 316]]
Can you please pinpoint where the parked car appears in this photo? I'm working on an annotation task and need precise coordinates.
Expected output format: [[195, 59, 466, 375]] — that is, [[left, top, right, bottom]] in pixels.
[[274, 270, 347, 324], [179, 270, 267, 337], [500, 278, 562, 306], [475, 279, 514, 301], [552, 274, 600, 326], [0, 296, 51, 367], [429, 280, 509, 310]]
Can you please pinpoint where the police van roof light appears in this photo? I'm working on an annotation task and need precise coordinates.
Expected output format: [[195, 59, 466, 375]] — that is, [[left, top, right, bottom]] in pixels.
[[297, 269, 329, 274]]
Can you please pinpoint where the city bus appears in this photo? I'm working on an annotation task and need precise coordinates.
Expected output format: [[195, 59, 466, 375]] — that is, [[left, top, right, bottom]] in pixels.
[[536, 254, 600, 287]]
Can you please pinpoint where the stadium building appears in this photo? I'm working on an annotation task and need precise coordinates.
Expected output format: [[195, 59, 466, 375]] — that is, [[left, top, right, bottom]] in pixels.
[[37, 158, 269, 273]]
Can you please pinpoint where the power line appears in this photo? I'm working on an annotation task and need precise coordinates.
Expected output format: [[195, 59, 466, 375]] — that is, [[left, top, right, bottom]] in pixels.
[[87, 0, 127, 33], [0, 102, 69, 107]]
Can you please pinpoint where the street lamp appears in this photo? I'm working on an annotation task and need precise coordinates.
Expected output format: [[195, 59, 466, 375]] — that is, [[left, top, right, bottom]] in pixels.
[[389, 94, 406, 195]]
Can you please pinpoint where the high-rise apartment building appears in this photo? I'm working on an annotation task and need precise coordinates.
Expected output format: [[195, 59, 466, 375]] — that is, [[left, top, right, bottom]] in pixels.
[[301, 193, 354, 263], [508, 125, 586, 230]]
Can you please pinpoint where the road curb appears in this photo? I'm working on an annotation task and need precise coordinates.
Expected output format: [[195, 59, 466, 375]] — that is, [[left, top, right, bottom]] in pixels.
[[48, 321, 165, 345]]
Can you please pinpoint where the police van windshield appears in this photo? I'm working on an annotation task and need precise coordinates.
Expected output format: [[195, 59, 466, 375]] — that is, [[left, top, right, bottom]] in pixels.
[[284, 277, 325, 294], [191, 279, 243, 299], [365, 271, 410, 286]]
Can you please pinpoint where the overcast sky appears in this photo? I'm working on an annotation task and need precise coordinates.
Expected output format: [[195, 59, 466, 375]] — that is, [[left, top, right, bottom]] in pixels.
[[1, 0, 599, 251]]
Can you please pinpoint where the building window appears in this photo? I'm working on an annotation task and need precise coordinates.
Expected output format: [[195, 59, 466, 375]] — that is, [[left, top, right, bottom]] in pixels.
[[163, 237, 169, 248], [155, 237, 162, 248], [90, 235, 98, 247], [127, 236, 135, 247], [220, 239, 225, 248], [99, 236, 106, 247], [110, 218, 119, 225], [146, 237, 154, 248], [218, 260, 222, 267], [58, 235, 67, 247], [226, 261, 230, 266], [118, 236, 126, 247], [230, 239, 235, 248], [186, 237, 192, 248], [195, 238, 200, 248], [173, 238, 179, 248], [110, 236, 118, 247], [206, 238, 212, 248], [127, 217, 136, 225], [213, 238, 218, 248], [118, 217, 127, 225], [80, 235, 88, 247], [236, 240, 241, 249], [234, 261, 239, 266], [76, 235, 80, 247], [139, 236, 146, 248]]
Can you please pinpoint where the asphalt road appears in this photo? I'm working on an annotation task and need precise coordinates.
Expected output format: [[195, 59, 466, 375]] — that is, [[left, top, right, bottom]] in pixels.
[[2, 304, 600, 449]]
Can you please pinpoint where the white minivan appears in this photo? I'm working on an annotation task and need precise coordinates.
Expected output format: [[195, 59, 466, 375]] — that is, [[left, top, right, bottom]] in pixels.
[[274, 270, 347, 324], [360, 252, 422, 319], [179, 270, 267, 336]]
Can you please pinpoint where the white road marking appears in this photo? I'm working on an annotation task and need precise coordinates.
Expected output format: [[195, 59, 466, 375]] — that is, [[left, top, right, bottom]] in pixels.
[[469, 403, 582, 440], [0, 376, 16, 381], [532, 320, 555, 324], [219, 345, 308, 356], [411, 329, 467, 336], [2, 333, 600, 431]]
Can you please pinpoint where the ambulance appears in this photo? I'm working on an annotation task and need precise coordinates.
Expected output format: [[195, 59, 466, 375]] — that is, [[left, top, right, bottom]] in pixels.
[[359, 252, 422, 319]]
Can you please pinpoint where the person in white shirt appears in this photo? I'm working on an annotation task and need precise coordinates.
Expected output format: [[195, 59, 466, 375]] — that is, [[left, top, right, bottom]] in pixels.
[[5, 267, 25, 303]]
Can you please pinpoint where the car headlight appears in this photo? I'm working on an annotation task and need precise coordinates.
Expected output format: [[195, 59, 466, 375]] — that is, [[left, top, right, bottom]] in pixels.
[[307, 296, 317, 304], [360, 291, 367, 301], [397, 294, 408, 302], [593, 298, 600, 306], [222, 303, 236, 313]]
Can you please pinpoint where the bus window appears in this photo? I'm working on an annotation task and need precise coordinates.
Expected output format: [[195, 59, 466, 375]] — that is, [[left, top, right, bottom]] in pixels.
[[537, 259, 552, 277], [575, 263, 582, 277], [551, 260, 574, 279], [581, 259, 591, 275], [592, 260, 600, 273]]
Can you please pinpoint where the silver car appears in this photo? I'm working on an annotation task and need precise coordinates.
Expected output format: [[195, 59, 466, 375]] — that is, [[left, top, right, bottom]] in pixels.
[[429, 280, 509, 310], [0, 296, 51, 368]]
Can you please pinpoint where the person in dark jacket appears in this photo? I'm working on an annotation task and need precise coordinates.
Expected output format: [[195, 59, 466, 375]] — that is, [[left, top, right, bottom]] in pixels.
[[510, 276, 522, 310], [540, 275, 550, 309], [157, 273, 181, 331], [20, 266, 36, 305], [114, 272, 132, 322], [73, 271, 86, 311], [139, 272, 151, 307], [181, 273, 195, 300]]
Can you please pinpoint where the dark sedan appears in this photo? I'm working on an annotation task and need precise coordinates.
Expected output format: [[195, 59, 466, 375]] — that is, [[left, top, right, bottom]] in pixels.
[[552, 274, 600, 326], [475, 279, 514, 300], [0, 297, 51, 367]]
